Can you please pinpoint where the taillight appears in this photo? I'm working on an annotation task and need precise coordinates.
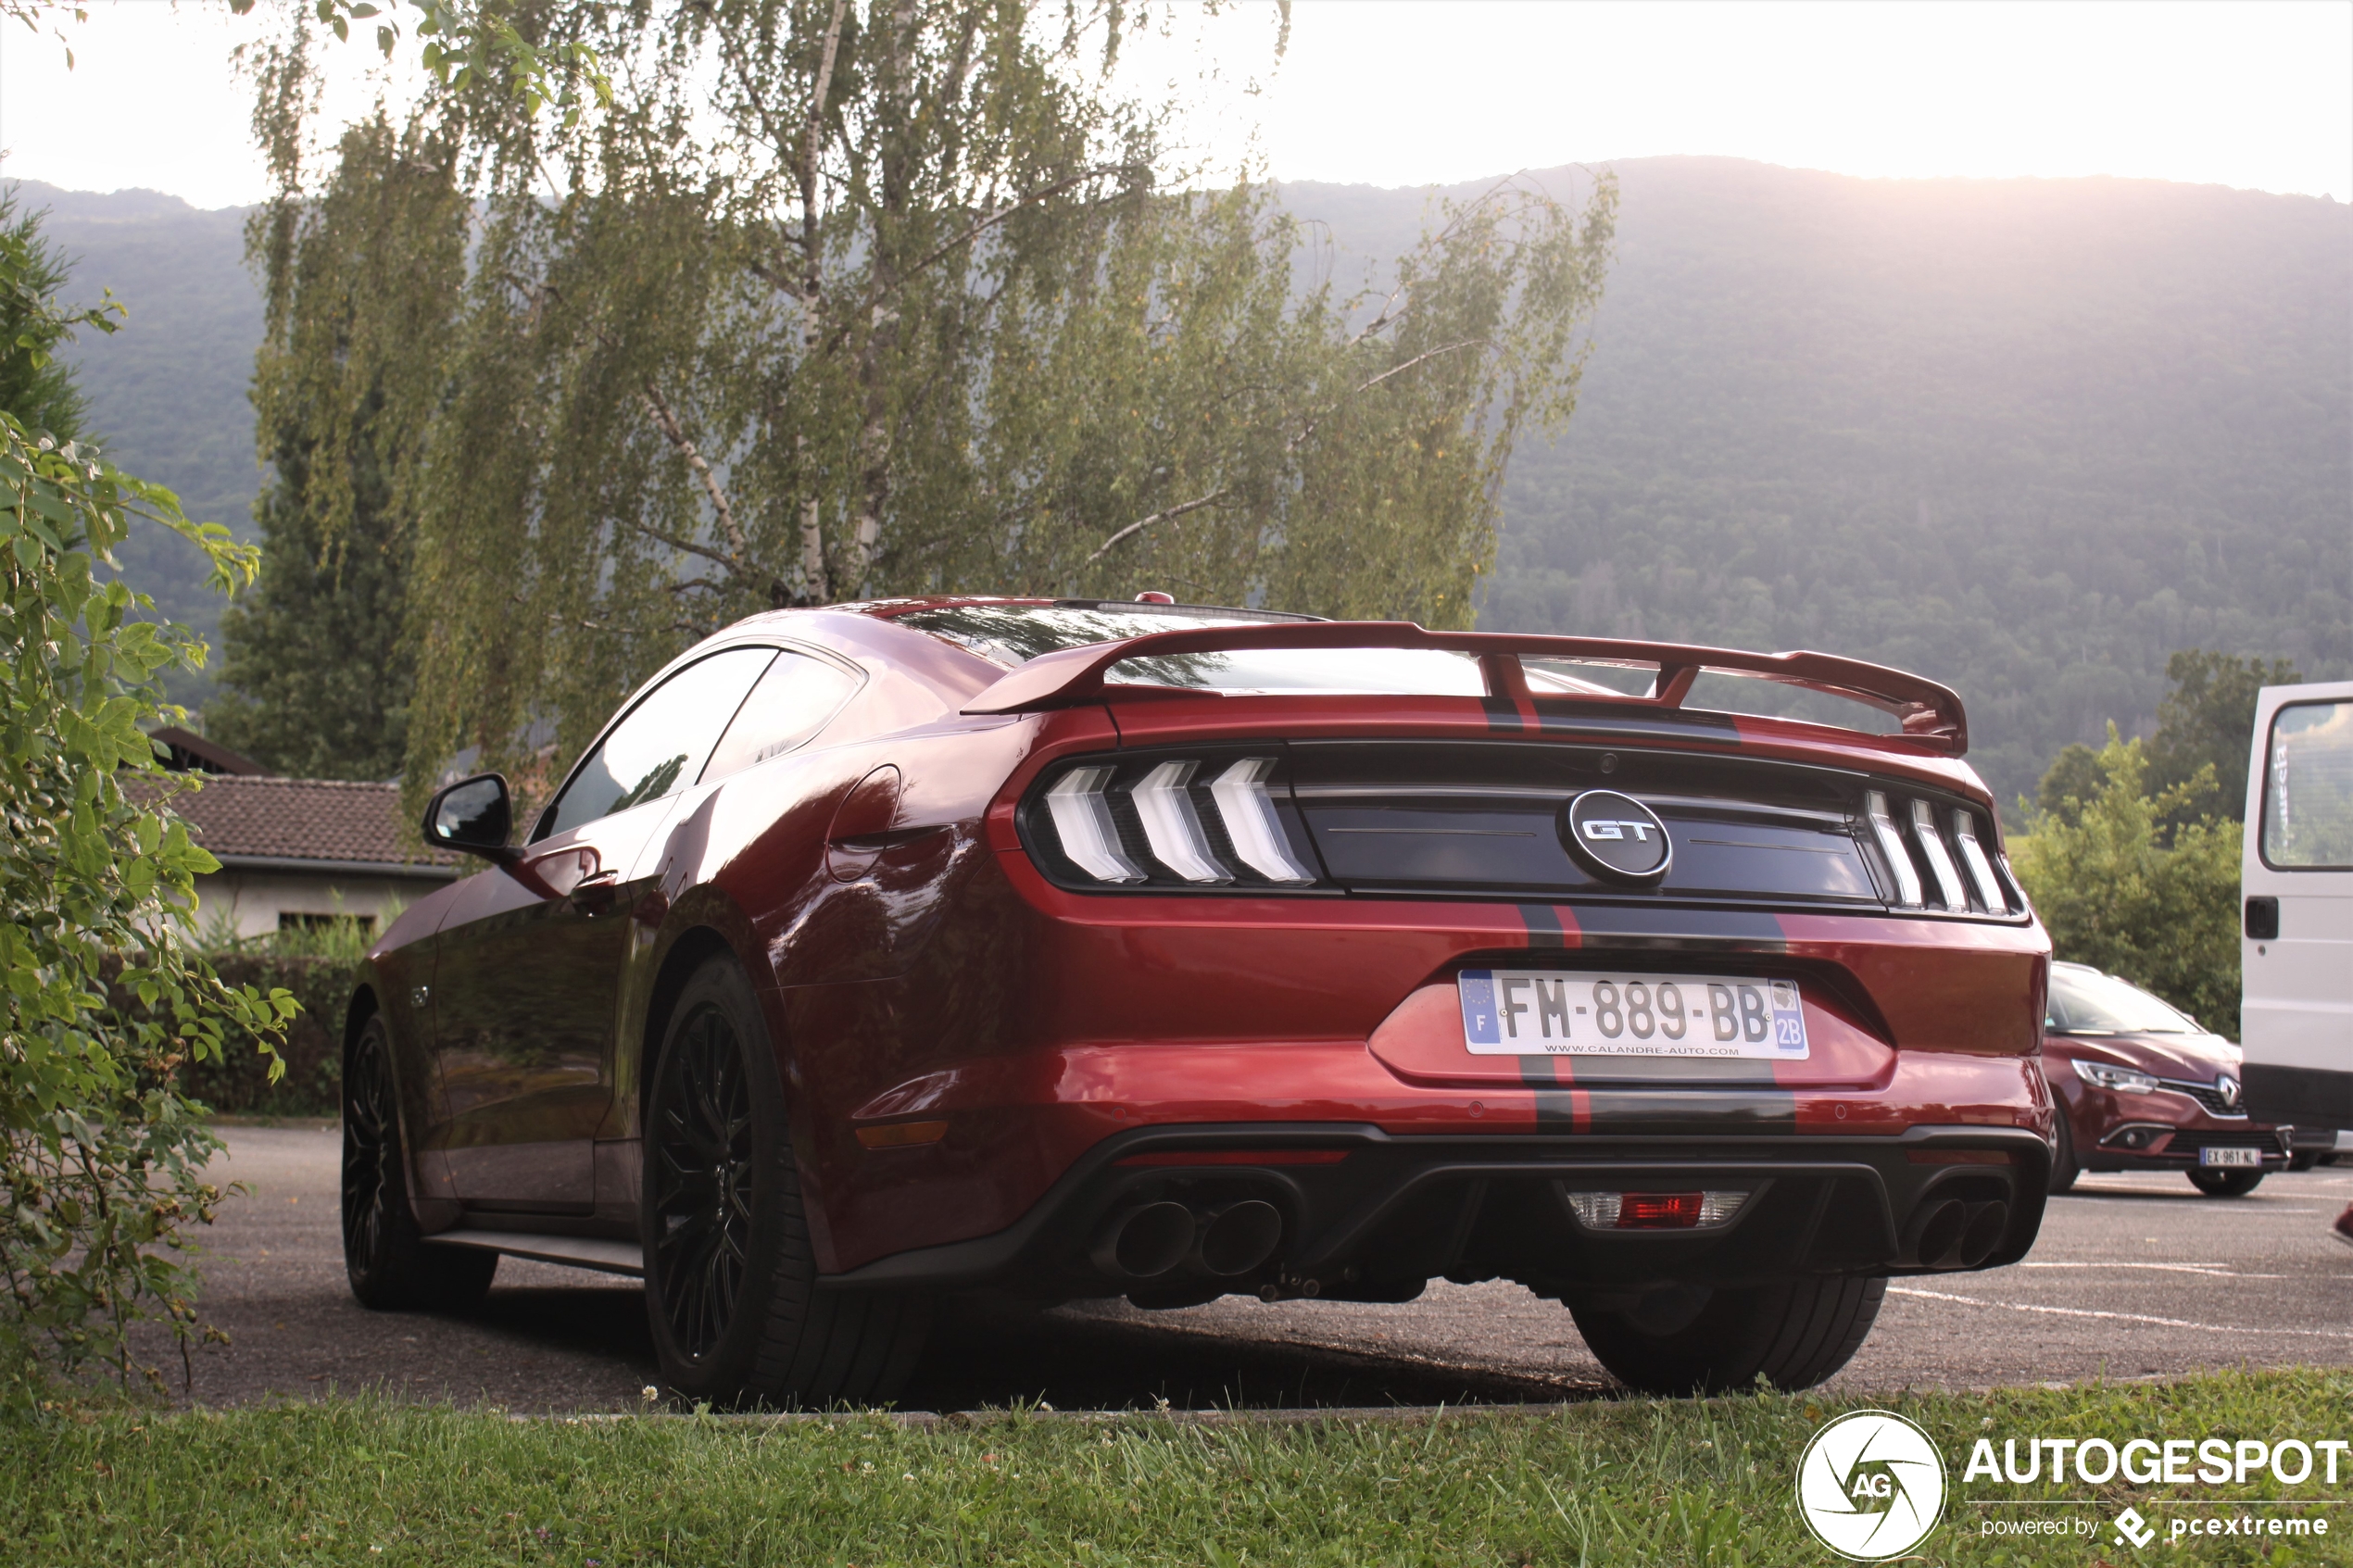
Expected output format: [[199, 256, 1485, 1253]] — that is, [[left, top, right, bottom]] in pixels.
[[1042, 767, 1143, 884], [1864, 791, 1924, 906], [1208, 759, 1315, 884], [1130, 761, 1229, 884], [1026, 753, 1321, 890], [1909, 797, 1968, 910], [1951, 809, 2010, 916], [1864, 788, 2020, 918]]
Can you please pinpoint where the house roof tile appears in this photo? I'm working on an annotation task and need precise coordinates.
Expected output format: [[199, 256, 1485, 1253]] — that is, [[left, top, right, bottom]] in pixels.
[[140, 775, 463, 874]]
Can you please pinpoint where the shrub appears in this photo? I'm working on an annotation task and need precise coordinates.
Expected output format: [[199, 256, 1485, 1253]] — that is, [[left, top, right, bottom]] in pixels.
[[0, 270, 292, 1402], [2012, 729, 2242, 1036]]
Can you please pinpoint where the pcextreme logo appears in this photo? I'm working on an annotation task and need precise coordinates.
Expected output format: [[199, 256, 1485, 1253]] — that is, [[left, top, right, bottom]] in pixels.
[[1796, 1410, 1948, 1561]]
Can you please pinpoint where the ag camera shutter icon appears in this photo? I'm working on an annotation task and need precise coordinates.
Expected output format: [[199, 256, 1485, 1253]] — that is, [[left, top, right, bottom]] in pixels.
[[1562, 790, 1672, 884]]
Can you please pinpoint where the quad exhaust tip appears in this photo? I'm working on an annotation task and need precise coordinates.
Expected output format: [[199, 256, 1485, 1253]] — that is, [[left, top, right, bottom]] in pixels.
[[1091, 1198, 1286, 1281], [1091, 1201, 1195, 1279], [1193, 1200, 1283, 1277], [1906, 1197, 2010, 1269]]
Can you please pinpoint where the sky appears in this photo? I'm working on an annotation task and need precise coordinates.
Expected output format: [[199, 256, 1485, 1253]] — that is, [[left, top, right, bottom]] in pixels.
[[0, 0, 2347, 208]]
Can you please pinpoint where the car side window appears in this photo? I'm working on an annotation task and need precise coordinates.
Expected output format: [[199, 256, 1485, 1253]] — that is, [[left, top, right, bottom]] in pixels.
[[538, 647, 776, 839], [700, 650, 863, 784]]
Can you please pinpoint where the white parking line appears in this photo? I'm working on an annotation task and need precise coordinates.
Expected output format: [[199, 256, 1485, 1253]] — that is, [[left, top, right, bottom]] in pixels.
[[2018, 1262, 2281, 1277], [1888, 1286, 2353, 1340]]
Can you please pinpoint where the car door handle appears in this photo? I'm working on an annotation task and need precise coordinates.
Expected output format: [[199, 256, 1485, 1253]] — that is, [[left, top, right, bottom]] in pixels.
[[570, 870, 622, 913]]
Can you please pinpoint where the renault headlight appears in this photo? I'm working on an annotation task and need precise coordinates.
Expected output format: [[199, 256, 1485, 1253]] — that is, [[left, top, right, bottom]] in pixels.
[[2073, 1058, 2160, 1097]]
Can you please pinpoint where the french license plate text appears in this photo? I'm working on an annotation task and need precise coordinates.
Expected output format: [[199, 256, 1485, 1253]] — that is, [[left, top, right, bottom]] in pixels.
[[2199, 1146, 2261, 1168], [1457, 971, 1808, 1059]]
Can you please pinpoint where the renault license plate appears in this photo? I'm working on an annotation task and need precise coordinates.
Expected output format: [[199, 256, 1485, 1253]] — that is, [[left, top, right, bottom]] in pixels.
[[1457, 970, 1808, 1060], [2200, 1146, 2261, 1168]]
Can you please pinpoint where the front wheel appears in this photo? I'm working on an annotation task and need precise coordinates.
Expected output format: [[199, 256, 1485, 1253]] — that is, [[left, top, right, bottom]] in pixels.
[[2047, 1105, 2080, 1195], [342, 1014, 497, 1311], [1570, 1275, 1886, 1396], [643, 956, 930, 1408], [2187, 1168, 2264, 1198]]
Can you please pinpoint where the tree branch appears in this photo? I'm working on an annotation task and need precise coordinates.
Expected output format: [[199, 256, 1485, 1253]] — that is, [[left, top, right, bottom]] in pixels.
[[1084, 339, 1487, 564], [636, 380, 753, 566], [1085, 487, 1231, 563]]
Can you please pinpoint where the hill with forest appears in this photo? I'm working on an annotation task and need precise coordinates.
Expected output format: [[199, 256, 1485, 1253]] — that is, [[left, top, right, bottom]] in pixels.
[[9, 158, 2348, 805]]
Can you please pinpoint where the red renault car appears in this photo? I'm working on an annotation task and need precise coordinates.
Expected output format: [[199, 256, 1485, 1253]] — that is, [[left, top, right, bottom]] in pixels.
[[2042, 960, 2291, 1196], [340, 599, 2052, 1402]]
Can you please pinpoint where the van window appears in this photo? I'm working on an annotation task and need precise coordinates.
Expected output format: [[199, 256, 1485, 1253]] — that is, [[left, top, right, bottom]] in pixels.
[[2261, 700, 2353, 870], [701, 650, 862, 784], [539, 647, 775, 838]]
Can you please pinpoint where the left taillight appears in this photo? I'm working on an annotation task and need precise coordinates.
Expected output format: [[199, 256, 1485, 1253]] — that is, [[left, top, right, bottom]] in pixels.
[[1022, 752, 1323, 891]]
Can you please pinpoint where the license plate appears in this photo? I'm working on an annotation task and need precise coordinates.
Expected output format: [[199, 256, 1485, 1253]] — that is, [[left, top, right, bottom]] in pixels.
[[2200, 1146, 2262, 1168], [1457, 970, 1809, 1059]]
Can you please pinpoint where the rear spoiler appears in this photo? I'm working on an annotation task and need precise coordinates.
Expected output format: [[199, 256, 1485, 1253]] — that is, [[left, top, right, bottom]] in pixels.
[[960, 622, 1968, 753]]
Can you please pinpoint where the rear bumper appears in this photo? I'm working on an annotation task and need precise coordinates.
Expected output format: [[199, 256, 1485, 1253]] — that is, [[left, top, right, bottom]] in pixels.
[[824, 1120, 2050, 1300]]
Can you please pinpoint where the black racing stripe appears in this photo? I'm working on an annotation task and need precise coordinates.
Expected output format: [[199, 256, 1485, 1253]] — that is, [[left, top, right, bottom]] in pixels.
[[1518, 903, 1569, 948], [1567, 904, 1786, 946], [1530, 1088, 1579, 1130], [1530, 700, 1738, 738], [1481, 695, 1528, 734], [1574, 1087, 1799, 1137]]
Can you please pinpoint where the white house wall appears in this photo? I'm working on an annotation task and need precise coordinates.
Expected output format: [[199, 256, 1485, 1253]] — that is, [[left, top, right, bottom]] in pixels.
[[193, 869, 447, 941]]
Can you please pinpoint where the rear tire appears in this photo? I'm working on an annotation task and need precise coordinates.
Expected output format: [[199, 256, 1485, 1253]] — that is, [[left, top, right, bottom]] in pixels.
[[2047, 1105, 2080, 1194], [1570, 1275, 1886, 1395], [2187, 1168, 2264, 1198], [342, 1014, 497, 1311], [643, 956, 930, 1408]]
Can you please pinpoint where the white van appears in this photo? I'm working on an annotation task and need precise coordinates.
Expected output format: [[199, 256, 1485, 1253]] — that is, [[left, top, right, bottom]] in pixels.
[[2241, 682, 2353, 1135]]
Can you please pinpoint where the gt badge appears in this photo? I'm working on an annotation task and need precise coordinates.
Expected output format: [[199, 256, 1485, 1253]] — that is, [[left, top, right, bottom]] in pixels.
[[1563, 789, 1672, 885]]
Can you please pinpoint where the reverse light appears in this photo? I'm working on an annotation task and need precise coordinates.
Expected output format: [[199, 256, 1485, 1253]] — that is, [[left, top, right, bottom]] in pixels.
[[1043, 767, 1142, 884], [2074, 1059, 2161, 1097], [1564, 1190, 1750, 1230], [1131, 760, 1230, 884], [1952, 809, 2010, 915], [1909, 797, 1968, 910], [1864, 791, 1924, 907], [1210, 759, 1316, 884]]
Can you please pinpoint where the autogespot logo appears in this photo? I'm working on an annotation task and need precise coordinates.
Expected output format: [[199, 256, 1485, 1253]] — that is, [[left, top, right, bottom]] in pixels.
[[1797, 1411, 1948, 1561]]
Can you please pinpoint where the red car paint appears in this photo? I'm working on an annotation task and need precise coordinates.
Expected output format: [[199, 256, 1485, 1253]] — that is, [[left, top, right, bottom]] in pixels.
[[355, 599, 2051, 1311]]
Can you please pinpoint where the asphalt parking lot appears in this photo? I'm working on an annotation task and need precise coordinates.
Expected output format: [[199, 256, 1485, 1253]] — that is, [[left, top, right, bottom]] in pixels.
[[144, 1127, 2353, 1411]]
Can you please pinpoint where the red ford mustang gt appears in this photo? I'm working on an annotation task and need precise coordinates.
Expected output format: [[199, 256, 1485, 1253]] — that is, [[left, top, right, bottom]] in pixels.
[[340, 597, 2052, 1402]]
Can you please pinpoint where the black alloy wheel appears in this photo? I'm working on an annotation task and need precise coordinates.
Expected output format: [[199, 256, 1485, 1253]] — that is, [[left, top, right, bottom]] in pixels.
[[2047, 1102, 2080, 1195], [641, 956, 930, 1408], [2187, 1167, 2265, 1198], [649, 1001, 757, 1361], [341, 1014, 497, 1311]]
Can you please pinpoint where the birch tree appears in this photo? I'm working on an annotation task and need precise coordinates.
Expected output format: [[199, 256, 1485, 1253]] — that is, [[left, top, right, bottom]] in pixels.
[[242, 1, 1617, 805]]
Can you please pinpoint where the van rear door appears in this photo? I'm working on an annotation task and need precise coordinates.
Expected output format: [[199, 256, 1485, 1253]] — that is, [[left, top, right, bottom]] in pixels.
[[2241, 681, 2353, 1129]]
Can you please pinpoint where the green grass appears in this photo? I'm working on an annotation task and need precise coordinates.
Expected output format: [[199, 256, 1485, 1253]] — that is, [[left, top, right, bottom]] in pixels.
[[5, 1371, 2350, 1565]]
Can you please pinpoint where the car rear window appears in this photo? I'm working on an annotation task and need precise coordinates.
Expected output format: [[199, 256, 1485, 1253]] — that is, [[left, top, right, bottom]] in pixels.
[[2045, 965, 2196, 1035], [897, 604, 1629, 697]]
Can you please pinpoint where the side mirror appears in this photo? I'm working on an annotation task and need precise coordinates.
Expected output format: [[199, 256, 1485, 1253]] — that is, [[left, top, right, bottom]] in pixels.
[[424, 772, 517, 862]]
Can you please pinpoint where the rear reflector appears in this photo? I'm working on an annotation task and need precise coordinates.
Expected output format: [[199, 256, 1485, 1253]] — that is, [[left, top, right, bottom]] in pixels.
[[1565, 1190, 1749, 1230], [857, 1120, 949, 1149]]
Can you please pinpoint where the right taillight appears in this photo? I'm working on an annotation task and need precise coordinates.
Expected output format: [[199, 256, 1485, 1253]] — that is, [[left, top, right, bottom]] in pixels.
[[1864, 789, 2018, 918]]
